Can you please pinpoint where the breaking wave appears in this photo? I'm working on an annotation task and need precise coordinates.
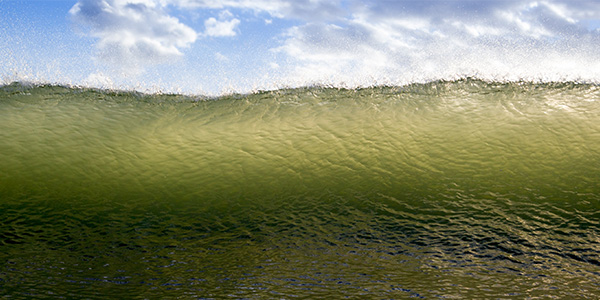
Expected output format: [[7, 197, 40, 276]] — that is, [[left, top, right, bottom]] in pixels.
[[1, 79, 599, 298]]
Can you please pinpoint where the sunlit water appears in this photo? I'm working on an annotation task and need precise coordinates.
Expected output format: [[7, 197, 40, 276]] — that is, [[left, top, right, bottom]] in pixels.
[[1, 80, 599, 298]]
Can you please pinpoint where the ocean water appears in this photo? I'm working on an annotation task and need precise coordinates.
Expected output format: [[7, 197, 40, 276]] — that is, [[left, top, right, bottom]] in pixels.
[[0, 79, 599, 298]]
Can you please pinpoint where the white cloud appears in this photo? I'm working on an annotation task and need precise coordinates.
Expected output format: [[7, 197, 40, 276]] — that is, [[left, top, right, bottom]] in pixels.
[[214, 52, 228, 61], [203, 10, 240, 37], [68, 0, 600, 91], [70, 0, 197, 71], [272, 0, 600, 86]]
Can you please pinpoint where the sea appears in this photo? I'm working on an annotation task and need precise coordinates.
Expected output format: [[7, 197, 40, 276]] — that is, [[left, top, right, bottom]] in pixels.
[[0, 79, 599, 298]]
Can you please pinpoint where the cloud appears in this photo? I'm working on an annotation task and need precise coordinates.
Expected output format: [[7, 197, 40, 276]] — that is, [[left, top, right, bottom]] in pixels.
[[273, 0, 600, 86], [70, 0, 197, 71], [68, 0, 344, 76], [203, 10, 240, 37], [214, 52, 228, 61], [68, 0, 600, 91], [172, 0, 344, 21]]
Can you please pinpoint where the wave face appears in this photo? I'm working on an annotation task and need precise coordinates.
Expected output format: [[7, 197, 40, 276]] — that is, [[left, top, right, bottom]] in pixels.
[[1, 80, 599, 298]]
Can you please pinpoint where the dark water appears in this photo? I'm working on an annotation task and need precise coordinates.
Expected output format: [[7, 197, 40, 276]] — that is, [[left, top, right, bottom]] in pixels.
[[1, 80, 599, 298]]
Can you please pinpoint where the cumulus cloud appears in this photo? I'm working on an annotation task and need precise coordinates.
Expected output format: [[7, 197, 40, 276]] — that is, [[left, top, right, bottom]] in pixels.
[[68, 0, 600, 90], [203, 10, 240, 37], [70, 0, 197, 71], [273, 0, 600, 85], [69, 0, 344, 75]]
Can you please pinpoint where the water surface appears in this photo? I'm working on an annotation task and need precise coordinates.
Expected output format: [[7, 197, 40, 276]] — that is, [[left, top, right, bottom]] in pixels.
[[1, 80, 599, 298]]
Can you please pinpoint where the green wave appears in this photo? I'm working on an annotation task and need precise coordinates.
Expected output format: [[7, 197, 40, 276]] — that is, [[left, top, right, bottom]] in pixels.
[[1, 79, 599, 298], [1, 79, 598, 201]]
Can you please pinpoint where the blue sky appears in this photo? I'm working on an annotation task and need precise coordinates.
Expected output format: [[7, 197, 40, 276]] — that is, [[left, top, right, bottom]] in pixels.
[[2, 0, 600, 94]]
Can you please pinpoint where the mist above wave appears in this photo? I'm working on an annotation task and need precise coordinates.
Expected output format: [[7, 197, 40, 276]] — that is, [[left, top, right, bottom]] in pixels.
[[2, 77, 599, 101]]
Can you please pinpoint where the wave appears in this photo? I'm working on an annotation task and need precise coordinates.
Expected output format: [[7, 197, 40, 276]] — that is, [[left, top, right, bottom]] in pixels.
[[1, 77, 599, 298], [1, 77, 598, 199]]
